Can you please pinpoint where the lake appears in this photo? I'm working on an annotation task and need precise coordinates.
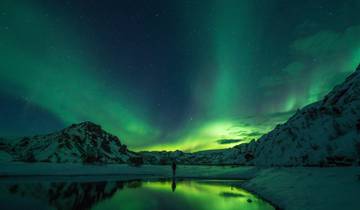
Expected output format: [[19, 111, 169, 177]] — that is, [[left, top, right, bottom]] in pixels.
[[0, 178, 275, 210]]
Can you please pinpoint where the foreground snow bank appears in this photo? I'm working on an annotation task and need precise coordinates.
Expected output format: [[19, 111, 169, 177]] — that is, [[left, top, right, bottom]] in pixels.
[[242, 167, 360, 210]]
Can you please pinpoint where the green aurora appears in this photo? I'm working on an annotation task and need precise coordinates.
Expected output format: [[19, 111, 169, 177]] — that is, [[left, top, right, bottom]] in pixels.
[[0, 0, 359, 151]]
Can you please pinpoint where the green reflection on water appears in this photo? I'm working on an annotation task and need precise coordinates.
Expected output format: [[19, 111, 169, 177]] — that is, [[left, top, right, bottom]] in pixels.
[[0, 179, 274, 210], [92, 180, 274, 210]]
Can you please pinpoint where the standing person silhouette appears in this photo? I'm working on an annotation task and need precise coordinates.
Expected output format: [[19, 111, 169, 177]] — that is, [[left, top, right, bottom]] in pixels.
[[171, 178, 176, 192], [172, 161, 176, 177]]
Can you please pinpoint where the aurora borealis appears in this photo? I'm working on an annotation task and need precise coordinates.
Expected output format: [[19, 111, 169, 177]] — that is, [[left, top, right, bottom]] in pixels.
[[0, 0, 359, 151]]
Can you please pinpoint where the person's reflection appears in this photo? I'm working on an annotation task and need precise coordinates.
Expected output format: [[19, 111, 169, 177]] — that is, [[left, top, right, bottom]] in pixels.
[[171, 178, 176, 192]]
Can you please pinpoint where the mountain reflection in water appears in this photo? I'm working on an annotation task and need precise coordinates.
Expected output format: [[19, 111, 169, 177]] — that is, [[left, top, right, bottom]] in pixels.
[[0, 179, 275, 210]]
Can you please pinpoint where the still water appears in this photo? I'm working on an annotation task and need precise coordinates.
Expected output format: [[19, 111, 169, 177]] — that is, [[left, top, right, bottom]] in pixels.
[[0, 178, 275, 210]]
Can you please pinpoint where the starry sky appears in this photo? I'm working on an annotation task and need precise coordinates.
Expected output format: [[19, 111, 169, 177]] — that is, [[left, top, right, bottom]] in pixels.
[[0, 0, 359, 151]]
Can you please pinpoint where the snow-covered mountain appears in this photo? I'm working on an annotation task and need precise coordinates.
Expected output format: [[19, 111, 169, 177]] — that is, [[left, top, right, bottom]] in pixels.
[[141, 64, 360, 166], [0, 121, 140, 163], [1, 65, 359, 166], [140, 149, 243, 165], [242, 64, 360, 166]]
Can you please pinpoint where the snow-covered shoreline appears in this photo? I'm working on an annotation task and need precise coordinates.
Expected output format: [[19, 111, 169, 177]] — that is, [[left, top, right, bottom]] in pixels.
[[242, 167, 360, 210], [0, 163, 359, 210], [0, 163, 258, 179]]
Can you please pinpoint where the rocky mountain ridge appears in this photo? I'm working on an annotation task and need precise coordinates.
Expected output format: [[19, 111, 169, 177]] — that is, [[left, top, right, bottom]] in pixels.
[[1, 65, 360, 166], [0, 121, 140, 164]]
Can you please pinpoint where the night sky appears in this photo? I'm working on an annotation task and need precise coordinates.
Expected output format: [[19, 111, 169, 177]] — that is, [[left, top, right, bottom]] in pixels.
[[0, 0, 359, 151]]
